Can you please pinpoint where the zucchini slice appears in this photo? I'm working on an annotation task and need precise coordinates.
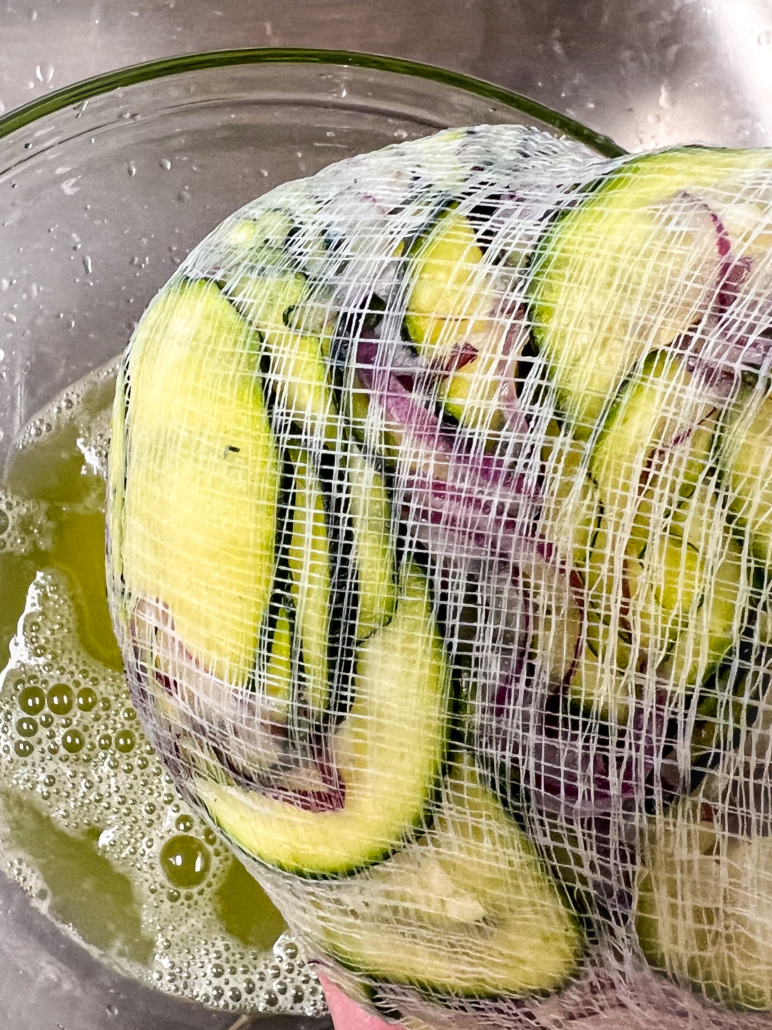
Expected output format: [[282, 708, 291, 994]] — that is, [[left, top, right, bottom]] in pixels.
[[589, 351, 712, 519], [720, 386, 772, 568], [308, 755, 582, 997], [227, 273, 338, 444], [262, 603, 296, 708], [346, 444, 397, 640], [286, 446, 337, 719], [530, 146, 772, 437], [113, 279, 280, 684], [229, 273, 396, 641], [198, 561, 451, 876], [539, 419, 599, 569], [404, 210, 496, 362], [437, 347, 507, 436], [636, 796, 772, 1011]]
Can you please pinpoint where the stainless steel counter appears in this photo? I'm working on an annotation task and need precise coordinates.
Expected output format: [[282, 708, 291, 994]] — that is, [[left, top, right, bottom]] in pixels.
[[2, 2, 772, 1028], [2, 0, 772, 151]]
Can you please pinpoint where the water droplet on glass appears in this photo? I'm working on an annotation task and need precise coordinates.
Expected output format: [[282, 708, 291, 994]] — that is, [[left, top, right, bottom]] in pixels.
[[60, 178, 80, 196], [0, 101, 5, 116], [759, 29, 772, 45], [82, 255, 92, 275], [658, 84, 672, 110], [127, 162, 137, 177], [159, 158, 172, 170], [14, 739, 34, 758], [3, 313, 17, 324]]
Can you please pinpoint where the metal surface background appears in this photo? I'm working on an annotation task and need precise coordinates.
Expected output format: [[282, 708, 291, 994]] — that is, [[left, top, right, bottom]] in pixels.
[[2, 0, 772, 151], [2, 1, 772, 1028]]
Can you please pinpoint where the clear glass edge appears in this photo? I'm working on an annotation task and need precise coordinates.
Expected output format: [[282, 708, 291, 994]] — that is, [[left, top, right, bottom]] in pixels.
[[0, 47, 627, 159]]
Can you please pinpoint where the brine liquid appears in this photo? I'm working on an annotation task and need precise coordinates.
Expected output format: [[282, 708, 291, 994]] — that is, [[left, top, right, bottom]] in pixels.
[[0, 363, 324, 1018]]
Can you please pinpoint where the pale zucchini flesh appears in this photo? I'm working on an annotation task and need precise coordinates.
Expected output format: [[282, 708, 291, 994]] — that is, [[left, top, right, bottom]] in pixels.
[[315, 756, 582, 997], [114, 280, 280, 685], [637, 797, 772, 1011]]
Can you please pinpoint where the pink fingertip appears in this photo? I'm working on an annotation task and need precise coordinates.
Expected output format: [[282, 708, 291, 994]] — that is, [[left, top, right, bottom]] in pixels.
[[317, 972, 396, 1030]]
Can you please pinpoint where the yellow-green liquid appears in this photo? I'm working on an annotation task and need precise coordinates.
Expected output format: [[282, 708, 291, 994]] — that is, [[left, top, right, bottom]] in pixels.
[[0, 364, 321, 1016]]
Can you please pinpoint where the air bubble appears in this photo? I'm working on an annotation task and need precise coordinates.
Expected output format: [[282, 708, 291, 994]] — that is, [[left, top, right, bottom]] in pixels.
[[160, 834, 211, 889], [77, 686, 97, 711], [115, 729, 135, 753], [62, 729, 85, 753], [18, 686, 45, 715], [47, 683, 73, 714]]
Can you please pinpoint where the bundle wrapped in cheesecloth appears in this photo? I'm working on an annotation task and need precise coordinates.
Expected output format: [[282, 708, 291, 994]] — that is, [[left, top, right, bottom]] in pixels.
[[107, 123, 772, 1028]]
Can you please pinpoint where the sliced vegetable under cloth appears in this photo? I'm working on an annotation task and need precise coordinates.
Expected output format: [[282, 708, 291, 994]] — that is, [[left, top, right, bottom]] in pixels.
[[108, 279, 280, 685], [404, 210, 496, 362], [636, 793, 772, 1011], [305, 754, 583, 997], [565, 351, 747, 716], [530, 146, 772, 437], [720, 384, 772, 569], [198, 561, 451, 876]]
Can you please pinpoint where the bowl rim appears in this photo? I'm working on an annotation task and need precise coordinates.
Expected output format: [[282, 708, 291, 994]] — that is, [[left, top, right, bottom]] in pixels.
[[0, 46, 626, 158]]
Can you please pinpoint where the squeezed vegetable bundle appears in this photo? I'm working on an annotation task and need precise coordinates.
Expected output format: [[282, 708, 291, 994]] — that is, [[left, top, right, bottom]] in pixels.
[[107, 125, 772, 1027]]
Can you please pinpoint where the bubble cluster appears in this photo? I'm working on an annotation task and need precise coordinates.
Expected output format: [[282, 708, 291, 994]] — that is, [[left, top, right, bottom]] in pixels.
[[0, 489, 52, 555], [0, 372, 323, 1018]]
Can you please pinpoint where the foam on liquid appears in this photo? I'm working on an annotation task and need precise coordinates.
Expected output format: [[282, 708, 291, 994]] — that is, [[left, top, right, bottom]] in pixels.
[[0, 363, 324, 1017]]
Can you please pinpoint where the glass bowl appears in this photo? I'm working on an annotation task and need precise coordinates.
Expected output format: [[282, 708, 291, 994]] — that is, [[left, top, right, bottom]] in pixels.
[[0, 49, 622, 1030]]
